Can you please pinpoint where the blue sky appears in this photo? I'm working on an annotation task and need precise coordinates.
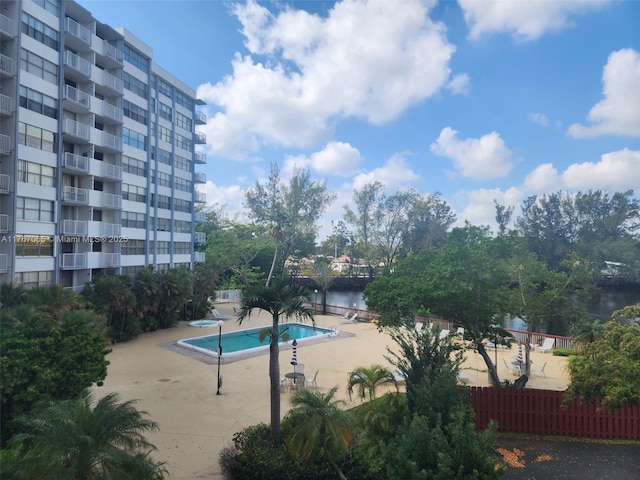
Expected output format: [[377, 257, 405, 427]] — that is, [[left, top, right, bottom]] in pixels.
[[79, 0, 640, 238]]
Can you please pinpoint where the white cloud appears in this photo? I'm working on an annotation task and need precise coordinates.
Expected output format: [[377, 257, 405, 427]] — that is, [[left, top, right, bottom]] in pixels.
[[458, 0, 609, 41], [523, 163, 561, 192], [454, 187, 523, 231], [528, 112, 549, 127], [446, 73, 471, 95], [351, 153, 420, 191], [561, 148, 640, 190], [568, 48, 640, 138], [197, 0, 455, 157], [201, 182, 248, 221], [283, 141, 363, 178], [430, 127, 514, 180]]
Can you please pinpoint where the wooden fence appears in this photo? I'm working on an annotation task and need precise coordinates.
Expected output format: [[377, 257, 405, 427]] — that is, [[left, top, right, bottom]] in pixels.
[[469, 387, 640, 440]]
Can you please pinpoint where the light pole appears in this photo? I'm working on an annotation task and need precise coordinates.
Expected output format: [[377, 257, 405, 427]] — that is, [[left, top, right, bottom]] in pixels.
[[216, 322, 222, 395], [314, 289, 318, 313]]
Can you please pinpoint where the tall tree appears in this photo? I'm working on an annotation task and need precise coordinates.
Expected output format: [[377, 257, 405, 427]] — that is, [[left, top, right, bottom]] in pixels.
[[245, 163, 335, 285], [285, 388, 353, 480], [237, 276, 314, 445], [373, 190, 419, 268], [4, 391, 166, 479], [494, 199, 514, 235], [310, 257, 337, 314], [404, 192, 456, 253]]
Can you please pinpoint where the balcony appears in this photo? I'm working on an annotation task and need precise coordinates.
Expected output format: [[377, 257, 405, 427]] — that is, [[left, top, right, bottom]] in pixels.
[[102, 102, 123, 122], [194, 152, 206, 164], [102, 70, 123, 94], [194, 211, 206, 223], [195, 111, 207, 125], [101, 192, 122, 209], [64, 17, 91, 45], [0, 134, 10, 154], [101, 131, 122, 151], [193, 231, 206, 243], [101, 162, 122, 180], [101, 252, 121, 268], [194, 172, 206, 183], [62, 219, 88, 236], [0, 53, 13, 77], [0, 214, 8, 232], [194, 131, 207, 144], [194, 251, 205, 263], [62, 186, 89, 205], [63, 118, 90, 141], [0, 173, 9, 193], [62, 152, 89, 172], [0, 254, 7, 273], [0, 13, 16, 38], [194, 192, 206, 203], [64, 84, 91, 110], [101, 40, 123, 64], [102, 223, 121, 236], [60, 253, 87, 270], [0, 93, 13, 116], [64, 51, 91, 78]]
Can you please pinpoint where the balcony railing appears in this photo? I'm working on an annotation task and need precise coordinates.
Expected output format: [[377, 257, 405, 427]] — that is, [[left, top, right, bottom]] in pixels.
[[0, 53, 13, 76], [0, 214, 8, 232], [0, 13, 16, 38], [60, 253, 87, 270], [194, 131, 207, 144], [101, 131, 122, 151], [64, 51, 91, 77], [0, 173, 9, 193], [194, 212, 206, 222], [62, 219, 88, 236], [195, 111, 207, 124], [102, 192, 122, 209], [64, 17, 91, 44], [102, 40, 123, 64], [102, 223, 121, 236], [64, 118, 90, 140], [62, 186, 89, 205], [194, 192, 206, 203], [102, 70, 123, 93], [0, 134, 11, 154], [193, 231, 206, 243], [0, 254, 7, 273], [62, 152, 89, 172], [102, 162, 122, 180], [194, 172, 206, 183], [0, 93, 13, 116], [194, 251, 205, 263], [194, 152, 206, 164], [102, 102, 123, 122], [102, 253, 121, 267], [64, 84, 90, 109]]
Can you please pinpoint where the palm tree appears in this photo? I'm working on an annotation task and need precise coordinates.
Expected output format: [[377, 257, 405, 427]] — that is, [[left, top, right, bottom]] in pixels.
[[5, 390, 166, 479], [237, 276, 314, 445], [346, 364, 399, 403], [285, 387, 353, 480], [570, 318, 605, 348]]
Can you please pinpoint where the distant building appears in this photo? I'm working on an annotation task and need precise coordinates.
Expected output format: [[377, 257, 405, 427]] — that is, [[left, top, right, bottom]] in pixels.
[[0, 0, 207, 290]]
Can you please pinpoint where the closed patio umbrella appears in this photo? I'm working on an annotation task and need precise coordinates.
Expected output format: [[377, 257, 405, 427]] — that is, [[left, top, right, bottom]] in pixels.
[[290, 339, 298, 375], [514, 343, 524, 367]]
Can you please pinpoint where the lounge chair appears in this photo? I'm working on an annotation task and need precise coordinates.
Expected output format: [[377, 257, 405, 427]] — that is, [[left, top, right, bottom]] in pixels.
[[392, 368, 406, 383], [414, 322, 424, 334], [340, 313, 358, 324], [305, 370, 319, 388], [535, 338, 555, 354], [438, 329, 450, 340], [531, 362, 547, 377], [456, 327, 465, 339], [211, 309, 232, 320], [457, 371, 470, 384]]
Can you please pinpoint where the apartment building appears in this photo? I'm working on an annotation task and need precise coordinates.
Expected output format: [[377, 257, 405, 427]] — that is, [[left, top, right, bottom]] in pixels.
[[0, 0, 207, 290]]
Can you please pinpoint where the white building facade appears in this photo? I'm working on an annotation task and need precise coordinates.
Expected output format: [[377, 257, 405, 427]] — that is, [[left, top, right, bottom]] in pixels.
[[0, 0, 207, 290]]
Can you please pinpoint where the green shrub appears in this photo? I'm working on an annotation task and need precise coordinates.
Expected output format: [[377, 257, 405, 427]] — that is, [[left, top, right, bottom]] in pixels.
[[553, 348, 577, 356]]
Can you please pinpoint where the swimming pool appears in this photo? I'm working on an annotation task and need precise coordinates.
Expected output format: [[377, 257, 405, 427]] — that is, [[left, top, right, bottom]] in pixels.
[[177, 322, 336, 358]]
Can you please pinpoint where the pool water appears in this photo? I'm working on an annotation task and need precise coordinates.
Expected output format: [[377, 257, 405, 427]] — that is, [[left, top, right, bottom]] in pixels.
[[177, 322, 335, 358]]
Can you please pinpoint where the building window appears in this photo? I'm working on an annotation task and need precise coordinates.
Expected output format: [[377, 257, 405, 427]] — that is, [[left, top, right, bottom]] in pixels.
[[123, 99, 148, 125], [18, 160, 55, 187], [122, 155, 147, 177], [156, 217, 170, 231], [152, 194, 171, 210], [121, 239, 145, 255], [158, 125, 172, 143], [19, 86, 58, 119], [174, 198, 191, 214], [174, 242, 191, 255], [122, 71, 148, 98], [21, 12, 59, 50], [175, 90, 194, 110], [20, 49, 58, 84], [175, 176, 191, 192], [175, 111, 192, 131], [157, 79, 172, 97], [175, 220, 190, 233], [159, 102, 172, 121], [122, 183, 146, 203], [157, 241, 170, 255], [175, 154, 192, 172], [152, 171, 171, 188], [15, 271, 54, 289], [122, 265, 144, 277], [123, 44, 149, 71], [154, 148, 171, 166], [18, 122, 56, 153], [123, 127, 147, 151], [16, 197, 54, 222], [175, 133, 192, 151], [15, 236, 54, 257], [33, 0, 59, 16], [121, 211, 146, 229]]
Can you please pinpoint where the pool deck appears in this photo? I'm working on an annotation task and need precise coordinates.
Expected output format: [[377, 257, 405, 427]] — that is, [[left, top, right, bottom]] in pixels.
[[93, 304, 570, 479]]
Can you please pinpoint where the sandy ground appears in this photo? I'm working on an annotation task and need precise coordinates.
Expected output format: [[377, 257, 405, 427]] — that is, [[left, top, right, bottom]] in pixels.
[[93, 304, 570, 479]]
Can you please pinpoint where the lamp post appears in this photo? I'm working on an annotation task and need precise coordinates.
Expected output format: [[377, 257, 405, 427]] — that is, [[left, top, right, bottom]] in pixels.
[[314, 289, 318, 313], [216, 322, 222, 395]]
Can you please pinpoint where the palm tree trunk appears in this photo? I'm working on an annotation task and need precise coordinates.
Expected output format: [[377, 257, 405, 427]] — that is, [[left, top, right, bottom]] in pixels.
[[269, 315, 281, 444], [266, 245, 278, 287]]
